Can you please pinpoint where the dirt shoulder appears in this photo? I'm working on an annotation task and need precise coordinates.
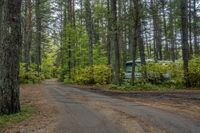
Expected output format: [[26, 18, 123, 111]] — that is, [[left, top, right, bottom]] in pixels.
[[1, 84, 58, 133], [68, 84, 200, 120]]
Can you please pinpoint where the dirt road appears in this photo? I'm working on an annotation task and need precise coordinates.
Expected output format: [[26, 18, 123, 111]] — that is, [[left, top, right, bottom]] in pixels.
[[44, 80, 200, 133]]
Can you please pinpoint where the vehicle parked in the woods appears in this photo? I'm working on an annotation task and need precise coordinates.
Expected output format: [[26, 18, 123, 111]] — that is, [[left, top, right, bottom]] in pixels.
[[124, 59, 172, 80]]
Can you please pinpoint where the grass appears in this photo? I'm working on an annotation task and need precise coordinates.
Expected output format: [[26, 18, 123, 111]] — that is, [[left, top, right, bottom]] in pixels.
[[0, 106, 37, 129], [108, 82, 185, 92]]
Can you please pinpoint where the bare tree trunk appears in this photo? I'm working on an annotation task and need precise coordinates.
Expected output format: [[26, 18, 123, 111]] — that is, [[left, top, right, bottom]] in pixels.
[[136, 1, 147, 78], [161, 0, 169, 60], [24, 0, 32, 71], [131, 0, 139, 85], [35, 0, 42, 72], [169, 0, 175, 62], [60, 0, 67, 82], [138, 22, 147, 78], [0, 0, 22, 115], [111, 0, 120, 85], [107, 0, 111, 65], [189, 0, 193, 57], [151, 0, 162, 61], [181, 0, 190, 87], [144, 24, 150, 58], [122, 1, 128, 69], [193, 0, 199, 55], [85, 0, 94, 82], [67, 0, 73, 79]]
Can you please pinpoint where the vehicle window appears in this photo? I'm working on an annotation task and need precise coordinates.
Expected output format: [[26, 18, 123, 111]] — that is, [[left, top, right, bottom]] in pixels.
[[125, 63, 141, 73], [125, 63, 132, 73]]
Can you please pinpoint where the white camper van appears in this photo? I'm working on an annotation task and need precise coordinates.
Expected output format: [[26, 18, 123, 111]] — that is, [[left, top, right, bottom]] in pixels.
[[124, 59, 172, 79]]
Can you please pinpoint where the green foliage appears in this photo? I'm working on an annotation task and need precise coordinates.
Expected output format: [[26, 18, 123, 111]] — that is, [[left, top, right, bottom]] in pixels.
[[19, 64, 44, 84], [41, 52, 59, 79], [146, 62, 171, 83], [93, 44, 108, 65], [65, 65, 112, 85], [68, 66, 93, 84], [124, 58, 200, 88], [0, 106, 36, 128], [109, 82, 179, 92], [168, 62, 183, 78], [20, 39, 59, 84], [188, 57, 200, 87], [93, 65, 112, 84]]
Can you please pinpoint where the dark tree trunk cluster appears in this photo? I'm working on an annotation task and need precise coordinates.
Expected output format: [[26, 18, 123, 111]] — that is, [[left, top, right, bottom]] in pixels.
[[0, 0, 22, 115]]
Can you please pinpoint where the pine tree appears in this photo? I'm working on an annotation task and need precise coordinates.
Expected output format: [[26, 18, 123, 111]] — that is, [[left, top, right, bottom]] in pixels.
[[0, 0, 22, 115]]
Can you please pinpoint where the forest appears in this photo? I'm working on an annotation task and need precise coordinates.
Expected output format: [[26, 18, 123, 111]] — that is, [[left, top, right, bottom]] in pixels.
[[0, 0, 200, 116]]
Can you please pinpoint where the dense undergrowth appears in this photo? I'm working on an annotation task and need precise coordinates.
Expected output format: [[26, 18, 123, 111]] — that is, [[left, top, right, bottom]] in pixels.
[[63, 56, 200, 90], [19, 56, 200, 90]]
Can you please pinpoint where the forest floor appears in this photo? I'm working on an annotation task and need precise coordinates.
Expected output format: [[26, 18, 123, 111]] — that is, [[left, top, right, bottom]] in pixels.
[[1, 79, 200, 133], [1, 84, 58, 133]]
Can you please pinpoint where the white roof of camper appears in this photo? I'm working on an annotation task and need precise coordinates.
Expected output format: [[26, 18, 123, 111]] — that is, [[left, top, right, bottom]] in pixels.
[[126, 59, 154, 64]]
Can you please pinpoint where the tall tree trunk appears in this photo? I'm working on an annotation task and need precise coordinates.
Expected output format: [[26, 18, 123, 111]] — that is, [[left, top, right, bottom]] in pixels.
[[85, 0, 94, 82], [193, 0, 199, 55], [137, 1, 147, 78], [131, 0, 139, 85], [189, 0, 193, 57], [161, 0, 169, 60], [169, 0, 175, 62], [24, 0, 32, 71], [138, 21, 147, 78], [111, 0, 120, 84], [107, 0, 111, 65], [0, 0, 22, 115], [181, 0, 190, 87], [35, 0, 42, 72], [118, 0, 124, 69], [144, 24, 150, 58], [67, 0, 73, 79], [122, 1, 128, 70], [151, 0, 162, 61], [60, 0, 67, 82]]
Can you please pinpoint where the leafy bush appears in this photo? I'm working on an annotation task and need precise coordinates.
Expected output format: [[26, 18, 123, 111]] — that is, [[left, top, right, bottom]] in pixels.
[[93, 65, 112, 84], [168, 62, 183, 78], [41, 64, 59, 79], [65, 65, 112, 85], [144, 61, 185, 86], [131, 58, 200, 88], [41, 53, 60, 79], [146, 62, 170, 83], [72, 66, 93, 84], [19, 63, 44, 84], [188, 57, 200, 87]]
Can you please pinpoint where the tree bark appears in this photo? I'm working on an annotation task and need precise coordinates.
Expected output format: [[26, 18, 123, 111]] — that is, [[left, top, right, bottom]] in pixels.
[[111, 0, 120, 84], [193, 0, 199, 55], [131, 0, 139, 85], [85, 0, 94, 82], [24, 0, 32, 71], [67, 0, 73, 79], [161, 0, 169, 60], [189, 0, 193, 57], [107, 0, 111, 65], [35, 0, 42, 72], [151, 0, 162, 61], [169, 0, 175, 62], [0, 0, 22, 115], [181, 0, 190, 87], [137, 1, 147, 78]]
